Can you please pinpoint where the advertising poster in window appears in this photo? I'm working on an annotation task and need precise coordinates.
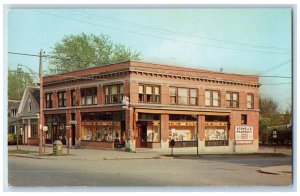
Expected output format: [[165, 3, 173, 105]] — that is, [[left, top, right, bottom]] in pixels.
[[235, 126, 253, 144], [205, 128, 227, 140]]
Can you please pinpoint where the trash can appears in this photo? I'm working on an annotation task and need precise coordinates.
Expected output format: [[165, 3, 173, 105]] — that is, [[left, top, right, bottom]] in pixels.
[[53, 140, 63, 156]]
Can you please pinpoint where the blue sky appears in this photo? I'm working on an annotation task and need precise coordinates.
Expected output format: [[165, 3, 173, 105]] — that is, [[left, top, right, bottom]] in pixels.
[[7, 8, 292, 111]]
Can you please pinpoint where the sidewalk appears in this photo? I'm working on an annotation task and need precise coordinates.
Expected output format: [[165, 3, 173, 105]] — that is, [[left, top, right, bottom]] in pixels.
[[7, 145, 164, 160], [8, 145, 292, 160], [258, 165, 292, 175]]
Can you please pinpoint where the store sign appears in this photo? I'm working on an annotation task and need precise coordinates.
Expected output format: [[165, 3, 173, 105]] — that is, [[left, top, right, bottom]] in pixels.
[[235, 126, 253, 141], [69, 120, 77, 125]]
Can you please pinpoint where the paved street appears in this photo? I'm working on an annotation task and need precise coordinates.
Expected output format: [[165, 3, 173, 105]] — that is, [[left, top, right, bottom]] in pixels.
[[6, 145, 292, 188]]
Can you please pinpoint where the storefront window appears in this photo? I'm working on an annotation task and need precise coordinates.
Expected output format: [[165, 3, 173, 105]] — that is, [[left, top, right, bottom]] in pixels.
[[81, 112, 121, 142], [205, 115, 229, 146], [205, 127, 228, 140], [81, 124, 121, 142], [168, 115, 197, 141], [146, 122, 160, 142]]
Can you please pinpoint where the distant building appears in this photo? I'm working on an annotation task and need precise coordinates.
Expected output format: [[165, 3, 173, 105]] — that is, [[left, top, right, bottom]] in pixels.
[[8, 100, 21, 135], [42, 61, 260, 153], [18, 86, 40, 145]]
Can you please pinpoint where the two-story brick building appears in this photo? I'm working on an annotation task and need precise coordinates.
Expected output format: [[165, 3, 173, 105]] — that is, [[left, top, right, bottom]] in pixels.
[[42, 61, 260, 153]]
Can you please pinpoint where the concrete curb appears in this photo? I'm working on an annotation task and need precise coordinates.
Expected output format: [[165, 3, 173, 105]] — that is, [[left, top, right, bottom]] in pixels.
[[258, 165, 292, 175], [9, 154, 46, 159]]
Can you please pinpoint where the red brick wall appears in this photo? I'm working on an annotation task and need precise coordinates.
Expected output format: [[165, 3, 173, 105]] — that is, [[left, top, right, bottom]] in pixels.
[[161, 114, 169, 142], [52, 91, 57, 108], [28, 138, 39, 146], [229, 111, 259, 140], [198, 115, 205, 141], [130, 61, 259, 83], [80, 140, 114, 149], [97, 84, 103, 104], [161, 83, 169, 105], [66, 89, 71, 107]]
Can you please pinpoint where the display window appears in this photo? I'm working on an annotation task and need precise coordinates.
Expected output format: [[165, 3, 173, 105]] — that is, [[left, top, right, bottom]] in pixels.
[[205, 126, 228, 140], [146, 122, 160, 142], [169, 125, 197, 141], [81, 122, 121, 142], [168, 114, 197, 141]]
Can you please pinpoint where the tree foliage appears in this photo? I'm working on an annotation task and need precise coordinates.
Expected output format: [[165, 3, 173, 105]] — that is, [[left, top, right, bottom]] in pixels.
[[48, 33, 142, 74], [8, 67, 36, 100], [259, 96, 292, 145], [259, 96, 280, 118]]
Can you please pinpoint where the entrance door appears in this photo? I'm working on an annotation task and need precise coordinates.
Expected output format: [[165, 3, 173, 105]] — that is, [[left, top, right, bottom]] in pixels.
[[138, 122, 147, 148]]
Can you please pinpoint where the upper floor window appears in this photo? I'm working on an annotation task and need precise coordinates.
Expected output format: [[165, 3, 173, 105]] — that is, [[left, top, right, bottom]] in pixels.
[[81, 88, 97, 105], [104, 84, 123, 104], [226, 92, 239, 108], [169, 87, 197, 105], [45, 93, 53, 108], [71, 90, 76, 106], [11, 109, 17, 117], [247, 93, 254, 109], [28, 98, 32, 112], [139, 84, 160, 103], [58, 91, 66, 107], [205, 90, 220, 107]]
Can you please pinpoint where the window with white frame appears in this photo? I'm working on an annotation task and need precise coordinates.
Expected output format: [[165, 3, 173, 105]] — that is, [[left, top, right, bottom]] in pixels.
[[205, 90, 220, 107]]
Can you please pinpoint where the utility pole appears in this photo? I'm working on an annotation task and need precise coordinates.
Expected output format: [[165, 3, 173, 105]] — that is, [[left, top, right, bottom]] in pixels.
[[38, 49, 43, 156], [16, 114, 19, 151]]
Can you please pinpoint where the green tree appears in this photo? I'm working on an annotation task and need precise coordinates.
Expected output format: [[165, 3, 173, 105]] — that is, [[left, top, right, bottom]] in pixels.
[[259, 96, 292, 145], [48, 33, 142, 74], [259, 96, 282, 126], [8, 67, 36, 100]]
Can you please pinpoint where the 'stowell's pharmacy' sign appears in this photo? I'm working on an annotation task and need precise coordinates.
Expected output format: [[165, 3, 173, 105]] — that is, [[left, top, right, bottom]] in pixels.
[[235, 126, 253, 141]]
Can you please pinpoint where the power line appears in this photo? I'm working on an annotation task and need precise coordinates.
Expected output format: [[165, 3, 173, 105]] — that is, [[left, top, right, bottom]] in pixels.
[[260, 59, 291, 74], [8, 51, 293, 79], [259, 76, 291, 78], [31, 10, 290, 55], [74, 10, 291, 52], [260, 83, 291, 85]]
